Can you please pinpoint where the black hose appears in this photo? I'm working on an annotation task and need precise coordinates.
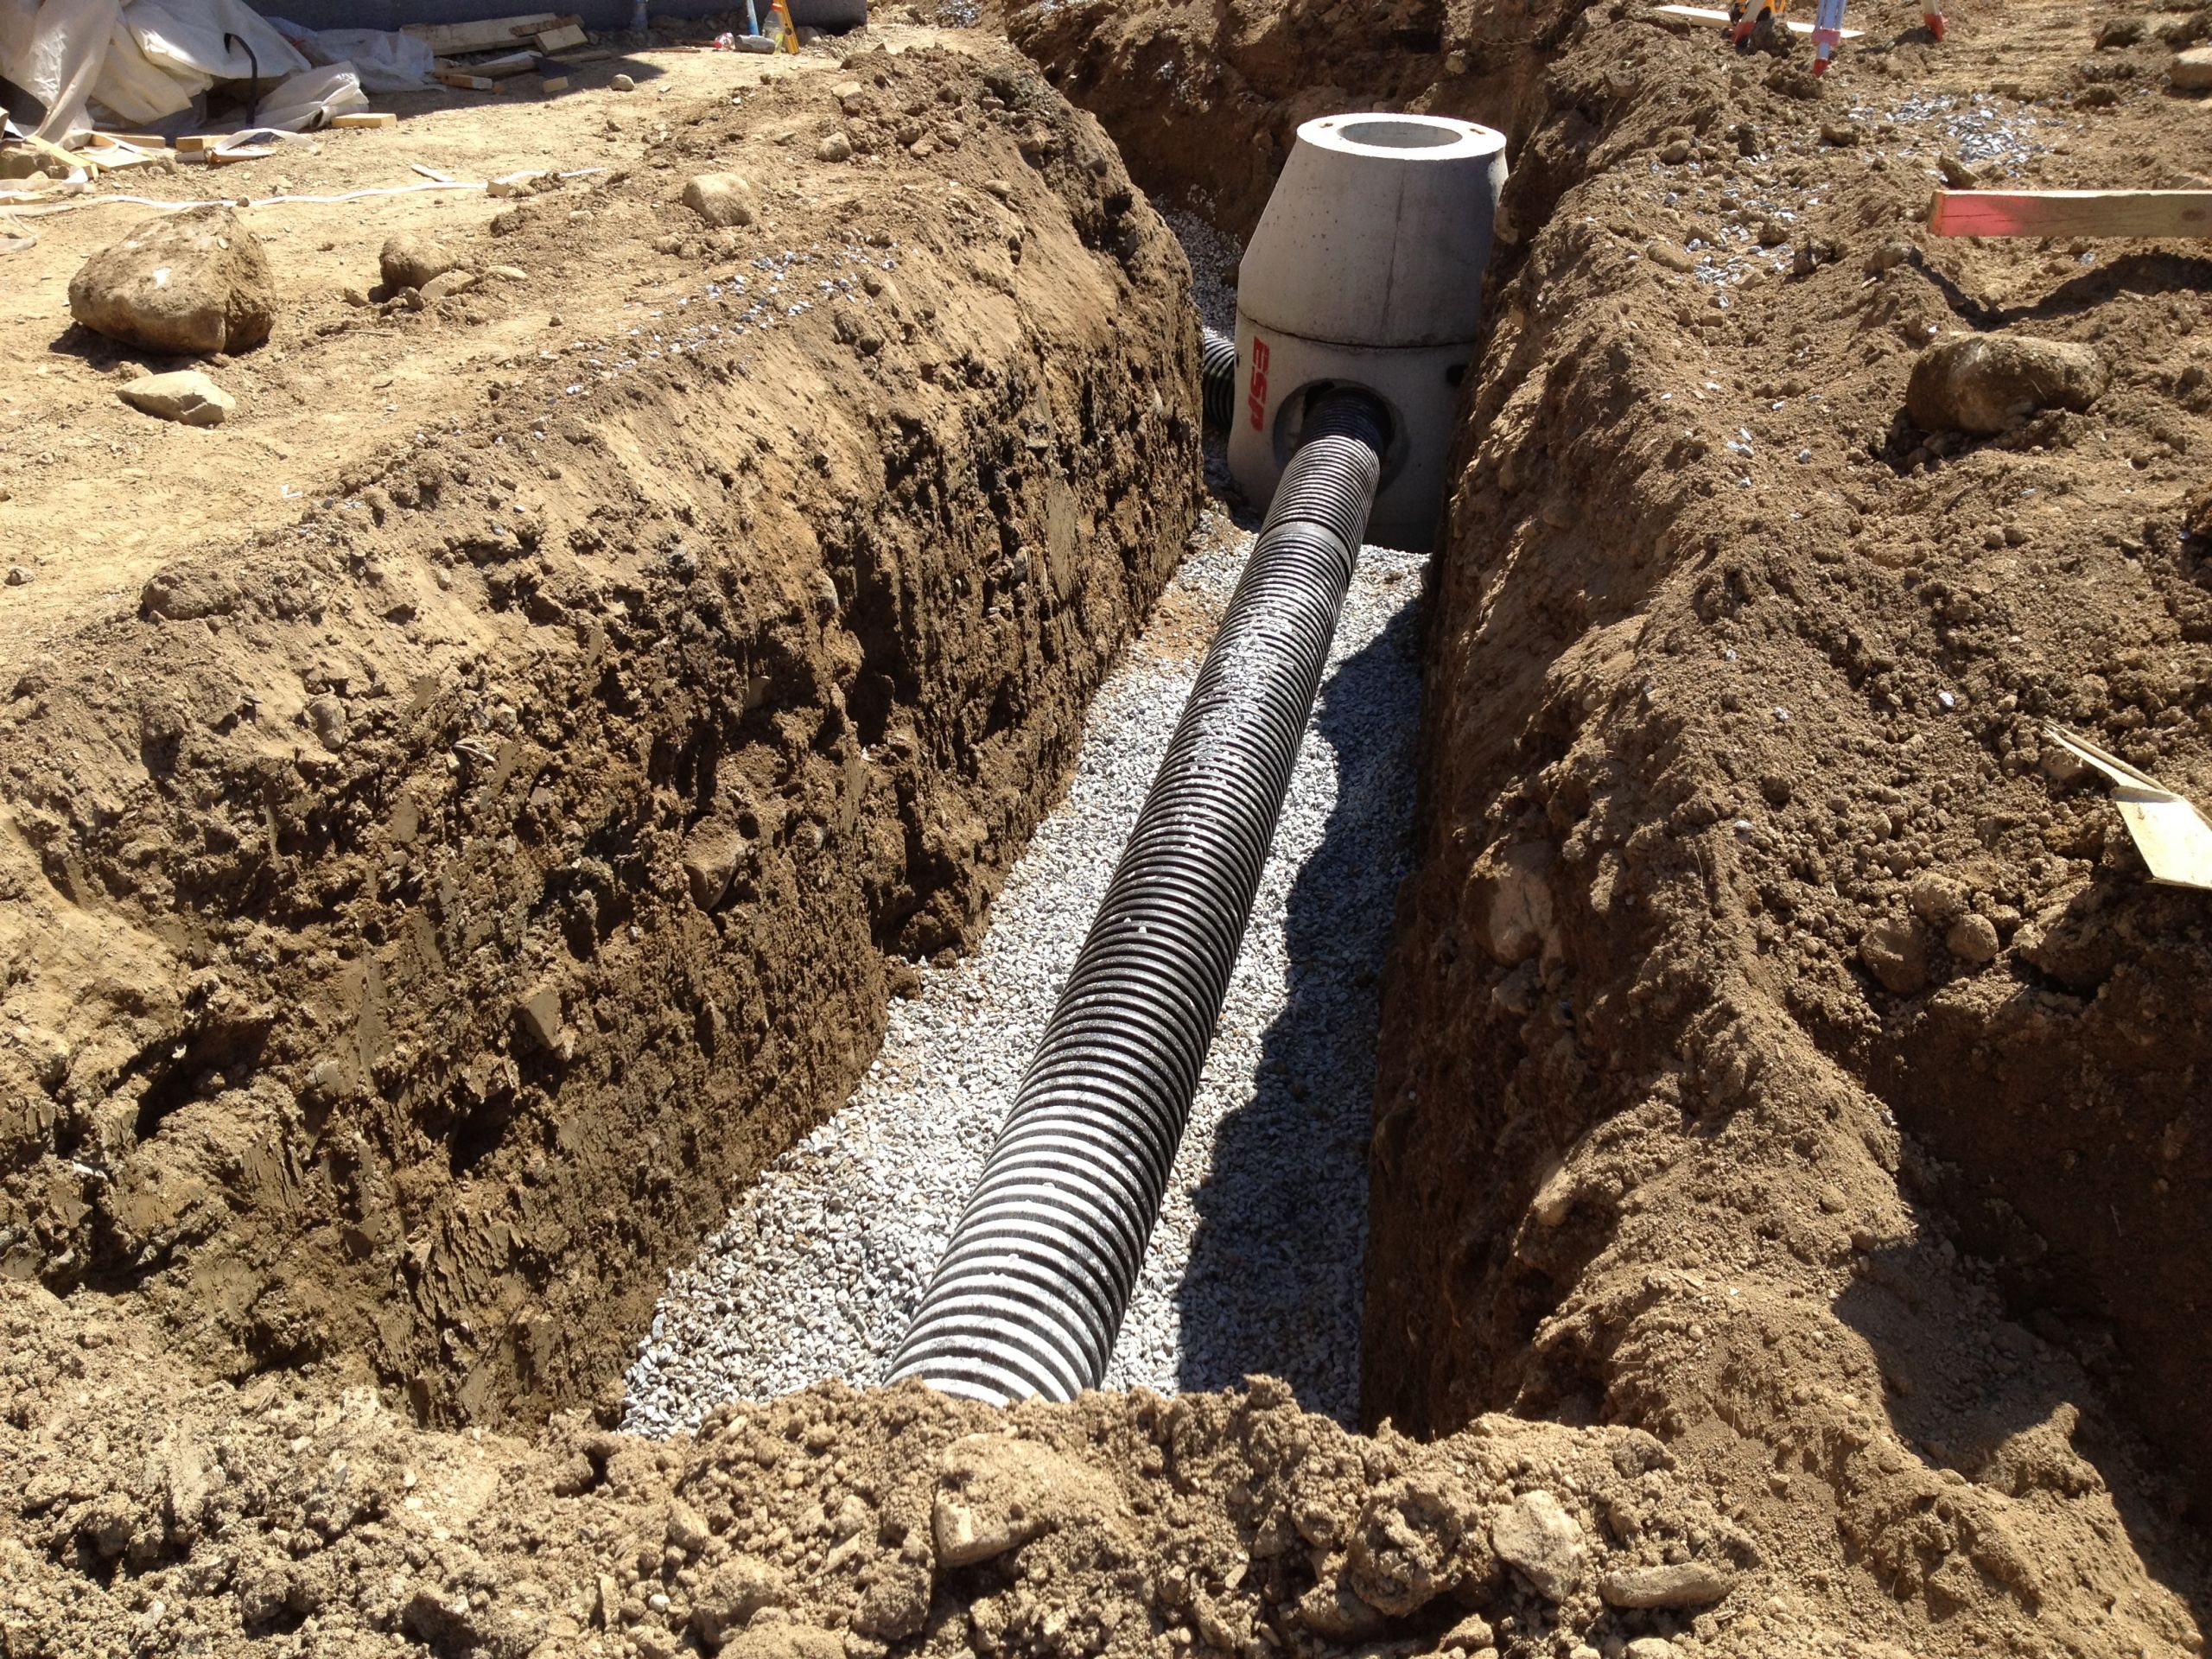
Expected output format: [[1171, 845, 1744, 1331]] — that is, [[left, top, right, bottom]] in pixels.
[[1200, 326, 1238, 429], [887, 389, 1389, 1405]]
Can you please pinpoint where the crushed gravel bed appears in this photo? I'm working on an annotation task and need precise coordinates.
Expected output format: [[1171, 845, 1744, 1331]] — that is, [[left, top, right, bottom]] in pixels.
[[624, 522, 1422, 1434]]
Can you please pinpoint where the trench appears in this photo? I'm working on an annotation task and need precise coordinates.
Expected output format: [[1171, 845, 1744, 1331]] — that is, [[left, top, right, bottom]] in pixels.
[[626, 216, 1426, 1430]]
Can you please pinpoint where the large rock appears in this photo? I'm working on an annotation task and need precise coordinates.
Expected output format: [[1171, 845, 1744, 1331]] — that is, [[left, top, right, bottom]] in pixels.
[[69, 207, 276, 355], [683, 173, 758, 228], [1598, 1560, 1737, 1610], [1490, 1490, 1585, 1600], [1859, 916, 1930, 996], [931, 1434, 1122, 1567], [2171, 47, 2212, 91], [117, 371, 235, 428], [378, 232, 466, 293], [1907, 333, 2107, 435], [1344, 1474, 1488, 1616]]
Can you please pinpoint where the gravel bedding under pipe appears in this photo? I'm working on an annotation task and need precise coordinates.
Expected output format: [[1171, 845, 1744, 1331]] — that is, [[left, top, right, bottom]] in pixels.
[[623, 517, 1424, 1433]]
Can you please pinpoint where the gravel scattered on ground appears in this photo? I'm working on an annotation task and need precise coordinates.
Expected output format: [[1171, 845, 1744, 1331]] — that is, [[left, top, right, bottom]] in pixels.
[[624, 524, 1423, 1434]]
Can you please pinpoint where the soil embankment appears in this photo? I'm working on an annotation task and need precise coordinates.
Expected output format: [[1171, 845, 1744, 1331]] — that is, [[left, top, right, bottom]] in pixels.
[[1349, 0, 2212, 1641], [0, 37, 1200, 1429]]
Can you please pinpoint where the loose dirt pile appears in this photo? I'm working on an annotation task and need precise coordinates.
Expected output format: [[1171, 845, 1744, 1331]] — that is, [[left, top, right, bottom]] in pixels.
[[1334, 0, 2212, 1652], [0, 39, 1199, 1431]]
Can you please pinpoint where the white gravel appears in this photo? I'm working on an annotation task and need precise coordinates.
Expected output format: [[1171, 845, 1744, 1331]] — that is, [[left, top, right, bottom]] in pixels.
[[622, 515, 1423, 1433]]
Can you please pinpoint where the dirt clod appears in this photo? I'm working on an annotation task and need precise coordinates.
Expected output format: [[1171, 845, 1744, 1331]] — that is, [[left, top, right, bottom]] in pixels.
[[683, 170, 759, 226], [116, 369, 234, 428], [378, 230, 467, 292]]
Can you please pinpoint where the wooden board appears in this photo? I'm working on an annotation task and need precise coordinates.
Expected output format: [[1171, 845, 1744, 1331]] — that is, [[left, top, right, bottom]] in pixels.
[[175, 134, 232, 153], [433, 72, 502, 92], [404, 13, 557, 54], [539, 75, 571, 92], [534, 23, 588, 52], [1651, 4, 1863, 37], [330, 112, 398, 130], [1930, 188, 2212, 238], [441, 49, 540, 77]]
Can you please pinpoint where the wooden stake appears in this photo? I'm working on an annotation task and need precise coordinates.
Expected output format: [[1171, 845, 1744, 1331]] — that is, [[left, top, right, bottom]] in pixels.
[[1930, 188, 2212, 239]]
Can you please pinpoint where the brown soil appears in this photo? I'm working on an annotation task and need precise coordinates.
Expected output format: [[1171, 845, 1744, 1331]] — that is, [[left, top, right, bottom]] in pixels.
[[0, 33, 1200, 1427], [7, 2, 2212, 1658]]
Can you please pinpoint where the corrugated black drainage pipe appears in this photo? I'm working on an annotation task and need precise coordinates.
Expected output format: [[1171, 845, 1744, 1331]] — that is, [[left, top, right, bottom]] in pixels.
[[887, 390, 1390, 1405], [1200, 327, 1238, 429]]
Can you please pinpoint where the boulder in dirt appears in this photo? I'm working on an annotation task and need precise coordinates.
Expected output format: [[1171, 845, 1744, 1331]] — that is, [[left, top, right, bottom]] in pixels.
[[690, 1555, 791, 1647], [117, 370, 235, 428], [720, 1629, 842, 1659], [1490, 1490, 1584, 1600], [1345, 1473, 1487, 1615], [379, 232, 467, 293], [69, 207, 276, 355], [931, 1434, 1121, 1567], [1859, 917, 1929, 995], [2172, 47, 2212, 91], [1947, 912, 2001, 964], [683, 173, 758, 228], [1907, 334, 2107, 435], [1598, 1560, 1736, 1610]]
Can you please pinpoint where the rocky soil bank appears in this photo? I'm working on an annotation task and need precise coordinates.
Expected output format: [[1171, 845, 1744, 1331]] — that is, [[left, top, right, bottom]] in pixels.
[[0, 40, 1199, 1430], [1349, 0, 2212, 1652]]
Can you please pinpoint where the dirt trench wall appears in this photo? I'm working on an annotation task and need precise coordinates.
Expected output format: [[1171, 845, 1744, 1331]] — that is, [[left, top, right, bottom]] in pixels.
[[0, 42, 1202, 1428], [1002, 0, 1578, 243], [1363, 0, 2211, 1649]]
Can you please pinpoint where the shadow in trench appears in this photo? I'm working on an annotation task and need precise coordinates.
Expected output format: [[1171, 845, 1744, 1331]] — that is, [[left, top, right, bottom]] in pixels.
[[1171, 582, 1424, 1422]]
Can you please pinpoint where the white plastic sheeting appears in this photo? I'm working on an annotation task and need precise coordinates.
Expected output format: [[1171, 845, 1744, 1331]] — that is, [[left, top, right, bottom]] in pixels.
[[266, 16, 433, 93], [0, 0, 312, 138], [243, 61, 365, 132]]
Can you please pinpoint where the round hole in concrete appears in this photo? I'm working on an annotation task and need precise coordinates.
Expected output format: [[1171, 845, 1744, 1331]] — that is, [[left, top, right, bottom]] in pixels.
[[1332, 118, 1460, 150]]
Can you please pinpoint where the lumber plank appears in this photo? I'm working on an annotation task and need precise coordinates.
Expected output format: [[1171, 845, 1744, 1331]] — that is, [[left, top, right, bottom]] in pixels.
[[1929, 188, 2212, 238], [404, 14, 557, 54], [330, 112, 398, 130], [434, 72, 502, 92], [1650, 4, 1862, 37], [534, 23, 588, 52], [439, 49, 540, 78], [175, 134, 231, 153]]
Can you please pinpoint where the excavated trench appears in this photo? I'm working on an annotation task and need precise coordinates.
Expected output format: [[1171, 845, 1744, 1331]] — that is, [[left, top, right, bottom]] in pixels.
[[4, 3, 2212, 1656]]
